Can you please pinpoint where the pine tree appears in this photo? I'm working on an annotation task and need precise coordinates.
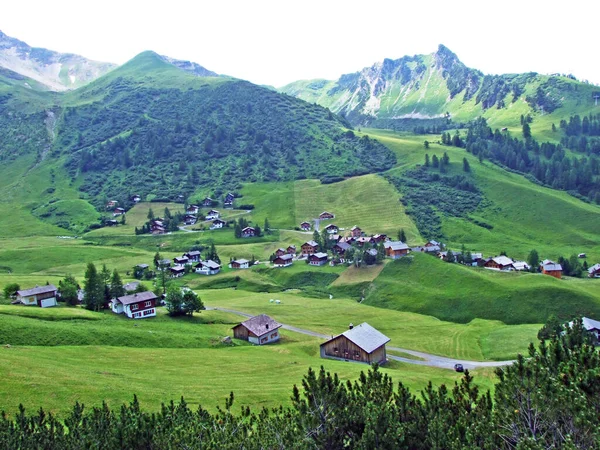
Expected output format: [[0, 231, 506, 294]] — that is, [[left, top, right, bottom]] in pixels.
[[59, 274, 79, 306], [398, 228, 407, 243], [147, 208, 154, 220], [109, 269, 125, 300], [527, 249, 539, 272], [83, 263, 102, 311], [264, 218, 270, 234], [463, 157, 471, 172], [425, 153, 430, 167]]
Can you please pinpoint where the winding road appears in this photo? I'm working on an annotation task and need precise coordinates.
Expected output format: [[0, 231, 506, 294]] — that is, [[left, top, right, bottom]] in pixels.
[[208, 307, 514, 370]]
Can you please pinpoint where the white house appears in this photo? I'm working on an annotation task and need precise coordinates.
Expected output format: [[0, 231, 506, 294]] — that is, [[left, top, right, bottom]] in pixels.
[[205, 209, 220, 220], [195, 260, 221, 275], [210, 219, 226, 229], [111, 291, 157, 319]]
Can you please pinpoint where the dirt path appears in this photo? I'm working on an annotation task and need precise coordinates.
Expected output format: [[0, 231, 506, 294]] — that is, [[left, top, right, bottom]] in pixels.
[[207, 307, 514, 370]]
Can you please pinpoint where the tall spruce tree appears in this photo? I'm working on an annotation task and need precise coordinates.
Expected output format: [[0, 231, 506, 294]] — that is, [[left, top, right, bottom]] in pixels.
[[109, 269, 125, 300], [83, 263, 103, 311]]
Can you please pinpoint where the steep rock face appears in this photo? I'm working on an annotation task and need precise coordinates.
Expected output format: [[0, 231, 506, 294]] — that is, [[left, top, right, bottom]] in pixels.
[[0, 30, 116, 91]]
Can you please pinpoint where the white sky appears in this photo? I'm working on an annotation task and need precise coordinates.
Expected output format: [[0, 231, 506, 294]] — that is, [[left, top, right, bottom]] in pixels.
[[2, 0, 599, 87]]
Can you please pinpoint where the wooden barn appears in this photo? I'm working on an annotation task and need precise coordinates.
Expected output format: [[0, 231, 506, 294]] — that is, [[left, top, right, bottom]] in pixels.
[[232, 314, 282, 345], [320, 322, 390, 365]]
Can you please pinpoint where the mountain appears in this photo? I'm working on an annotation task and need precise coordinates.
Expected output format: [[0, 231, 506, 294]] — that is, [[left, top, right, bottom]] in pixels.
[[159, 55, 219, 78], [0, 30, 117, 91], [280, 45, 598, 128]]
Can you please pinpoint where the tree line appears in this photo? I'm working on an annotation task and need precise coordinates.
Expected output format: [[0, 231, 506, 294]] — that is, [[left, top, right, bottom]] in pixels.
[[1, 321, 598, 448]]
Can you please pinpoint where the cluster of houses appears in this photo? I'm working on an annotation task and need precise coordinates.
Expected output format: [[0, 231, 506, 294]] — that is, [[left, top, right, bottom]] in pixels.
[[148, 250, 223, 278], [183, 204, 226, 229]]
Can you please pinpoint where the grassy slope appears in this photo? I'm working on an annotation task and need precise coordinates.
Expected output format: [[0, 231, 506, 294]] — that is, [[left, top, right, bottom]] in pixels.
[[364, 253, 600, 325]]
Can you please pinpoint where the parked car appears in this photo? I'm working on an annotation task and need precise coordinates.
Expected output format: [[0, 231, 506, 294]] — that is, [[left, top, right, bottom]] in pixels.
[[454, 363, 464, 372]]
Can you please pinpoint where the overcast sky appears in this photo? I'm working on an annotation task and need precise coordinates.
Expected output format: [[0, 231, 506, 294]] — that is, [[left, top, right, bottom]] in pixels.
[[2, 0, 599, 87]]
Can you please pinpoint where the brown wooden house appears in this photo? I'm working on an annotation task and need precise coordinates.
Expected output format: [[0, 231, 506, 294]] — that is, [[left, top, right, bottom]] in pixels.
[[320, 323, 390, 365], [273, 254, 293, 267], [300, 221, 311, 231], [350, 226, 362, 238], [319, 211, 335, 220], [384, 241, 410, 259], [542, 263, 563, 279], [232, 314, 282, 345]]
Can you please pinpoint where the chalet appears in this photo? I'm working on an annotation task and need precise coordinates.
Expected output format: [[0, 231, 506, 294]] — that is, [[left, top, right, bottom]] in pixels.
[[384, 241, 410, 259], [328, 234, 342, 243], [300, 221, 311, 231], [371, 234, 388, 244], [309, 252, 328, 266], [17, 285, 58, 308], [174, 256, 189, 266], [113, 207, 125, 216], [319, 211, 335, 220], [350, 226, 362, 238], [232, 314, 282, 345], [111, 291, 157, 319], [230, 259, 250, 269], [273, 254, 293, 267], [324, 224, 338, 234], [343, 236, 356, 245], [578, 253, 587, 259], [286, 245, 297, 255], [301, 240, 319, 256], [470, 253, 484, 266], [224, 192, 235, 203], [132, 195, 141, 203], [183, 214, 197, 225], [588, 263, 600, 278], [275, 248, 287, 257], [202, 197, 213, 207], [581, 317, 600, 340], [512, 261, 531, 271], [185, 250, 202, 263], [483, 256, 515, 271], [438, 250, 461, 260], [170, 265, 186, 278], [210, 218, 226, 229], [320, 322, 390, 365], [205, 209, 220, 220], [333, 241, 352, 258], [151, 220, 166, 235], [186, 205, 199, 215], [106, 200, 117, 209], [195, 260, 221, 275], [242, 226, 256, 238], [542, 262, 562, 279]]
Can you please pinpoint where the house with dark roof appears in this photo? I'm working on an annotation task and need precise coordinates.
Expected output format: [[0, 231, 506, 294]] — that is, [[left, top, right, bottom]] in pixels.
[[186, 205, 199, 215], [185, 250, 202, 262], [384, 241, 410, 259], [174, 256, 189, 266], [202, 197, 213, 207], [183, 214, 197, 225], [111, 291, 157, 319], [17, 285, 58, 308], [589, 263, 600, 278], [241, 226, 256, 238], [319, 211, 335, 220], [286, 245, 297, 255], [320, 322, 390, 364], [273, 253, 293, 267], [300, 221, 311, 231], [333, 241, 352, 258], [195, 260, 221, 275], [210, 218, 226, 229], [232, 314, 282, 345], [170, 265, 186, 278]]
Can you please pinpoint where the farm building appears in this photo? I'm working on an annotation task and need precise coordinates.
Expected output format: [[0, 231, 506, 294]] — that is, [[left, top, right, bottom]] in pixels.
[[195, 260, 221, 275], [232, 314, 282, 345], [230, 259, 250, 269], [320, 322, 390, 365], [384, 241, 409, 259], [588, 263, 600, 278], [483, 256, 515, 271], [111, 291, 157, 319], [17, 285, 58, 308], [301, 240, 319, 255], [319, 211, 335, 220], [273, 254, 293, 267], [309, 252, 328, 266], [542, 262, 562, 279]]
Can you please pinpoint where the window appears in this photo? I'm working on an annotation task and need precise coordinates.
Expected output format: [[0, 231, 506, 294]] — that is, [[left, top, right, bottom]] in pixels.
[[143, 309, 154, 316], [144, 301, 152, 308], [354, 351, 361, 360], [333, 347, 339, 354], [131, 304, 139, 310]]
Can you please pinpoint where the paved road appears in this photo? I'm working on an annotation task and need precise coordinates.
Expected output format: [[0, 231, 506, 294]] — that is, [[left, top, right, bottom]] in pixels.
[[208, 307, 514, 370]]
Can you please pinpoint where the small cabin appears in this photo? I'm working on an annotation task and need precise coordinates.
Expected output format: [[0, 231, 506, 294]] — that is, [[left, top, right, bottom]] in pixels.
[[232, 314, 282, 345], [230, 259, 250, 269], [324, 224, 339, 234], [384, 241, 409, 259], [542, 263, 562, 279], [241, 227, 256, 238], [211, 219, 226, 229], [185, 250, 202, 263], [17, 285, 58, 308], [320, 322, 390, 365], [300, 221, 311, 231]]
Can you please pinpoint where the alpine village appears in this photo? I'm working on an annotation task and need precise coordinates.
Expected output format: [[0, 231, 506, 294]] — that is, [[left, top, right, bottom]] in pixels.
[[1, 18, 600, 449]]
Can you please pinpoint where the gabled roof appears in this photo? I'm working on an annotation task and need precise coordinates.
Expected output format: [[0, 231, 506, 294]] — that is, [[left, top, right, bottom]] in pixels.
[[275, 254, 293, 261], [303, 240, 318, 247], [136, 264, 149, 269], [123, 281, 140, 292], [311, 252, 328, 259], [471, 253, 483, 260], [186, 250, 201, 257], [324, 224, 338, 229], [199, 260, 221, 269], [384, 241, 409, 251], [233, 259, 249, 264], [116, 291, 157, 306], [512, 261, 530, 271], [212, 218, 226, 224], [540, 259, 555, 266], [351, 225, 361, 230], [234, 314, 282, 337], [323, 322, 390, 354], [170, 265, 186, 272], [242, 226, 255, 232], [543, 263, 563, 272], [582, 317, 600, 331], [17, 285, 57, 297], [335, 242, 352, 251], [492, 256, 514, 266], [589, 263, 600, 274]]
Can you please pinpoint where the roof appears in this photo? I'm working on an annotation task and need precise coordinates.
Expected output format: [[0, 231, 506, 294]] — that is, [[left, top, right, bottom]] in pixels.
[[275, 254, 293, 261], [116, 291, 157, 306], [123, 281, 140, 291], [582, 317, 600, 331], [300, 221, 311, 225], [174, 256, 189, 262], [287, 245, 296, 249], [186, 250, 201, 257], [541, 259, 555, 266], [366, 248, 378, 256], [588, 264, 600, 274], [335, 242, 351, 251], [512, 261, 530, 271], [17, 285, 57, 297], [234, 314, 282, 337], [384, 241, 409, 251], [492, 256, 514, 266], [351, 225, 361, 230], [324, 224, 338, 229], [312, 252, 328, 259], [213, 218, 226, 223], [320, 211, 333, 216], [323, 322, 390, 354], [543, 263, 563, 272], [242, 226, 255, 232], [136, 264, 149, 269], [304, 240, 318, 247], [171, 265, 186, 272], [471, 253, 483, 260], [200, 260, 221, 269], [233, 259, 249, 264], [427, 240, 440, 246]]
